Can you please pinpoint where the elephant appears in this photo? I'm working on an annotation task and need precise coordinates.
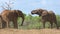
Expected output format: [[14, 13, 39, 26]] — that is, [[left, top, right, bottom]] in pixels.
[[31, 9, 59, 29], [0, 10, 24, 29]]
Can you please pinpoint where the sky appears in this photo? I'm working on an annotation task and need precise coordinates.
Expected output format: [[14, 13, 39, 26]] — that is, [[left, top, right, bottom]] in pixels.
[[0, 0, 60, 15]]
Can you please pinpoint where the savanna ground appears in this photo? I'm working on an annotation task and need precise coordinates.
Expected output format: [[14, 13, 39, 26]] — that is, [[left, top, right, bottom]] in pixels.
[[0, 29, 60, 34], [0, 15, 60, 34]]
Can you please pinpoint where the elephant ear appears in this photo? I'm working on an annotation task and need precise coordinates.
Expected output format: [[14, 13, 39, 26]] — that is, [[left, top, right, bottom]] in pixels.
[[41, 10, 48, 17], [16, 10, 24, 26], [15, 10, 23, 17], [37, 9, 45, 16]]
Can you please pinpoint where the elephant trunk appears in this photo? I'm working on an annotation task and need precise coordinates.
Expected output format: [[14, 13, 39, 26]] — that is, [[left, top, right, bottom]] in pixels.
[[21, 14, 24, 26]]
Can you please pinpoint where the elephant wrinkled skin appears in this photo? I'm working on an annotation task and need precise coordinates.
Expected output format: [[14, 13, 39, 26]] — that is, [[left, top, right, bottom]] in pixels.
[[0, 10, 24, 29], [31, 9, 59, 29]]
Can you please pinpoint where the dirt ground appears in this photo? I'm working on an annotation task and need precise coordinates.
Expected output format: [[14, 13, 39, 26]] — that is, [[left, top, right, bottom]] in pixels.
[[0, 29, 60, 34]]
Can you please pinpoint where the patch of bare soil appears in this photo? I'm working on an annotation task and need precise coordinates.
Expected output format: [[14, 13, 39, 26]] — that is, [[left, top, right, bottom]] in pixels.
[[0, 29, 60, 34]]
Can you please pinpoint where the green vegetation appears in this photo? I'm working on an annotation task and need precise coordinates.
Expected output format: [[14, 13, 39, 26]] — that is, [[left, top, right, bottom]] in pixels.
[[56, 15, 60, 27]]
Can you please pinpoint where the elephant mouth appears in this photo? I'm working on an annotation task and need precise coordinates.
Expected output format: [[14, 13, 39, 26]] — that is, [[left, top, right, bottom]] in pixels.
[[31, 13, 34, 14], [31, 12, 34, 14]]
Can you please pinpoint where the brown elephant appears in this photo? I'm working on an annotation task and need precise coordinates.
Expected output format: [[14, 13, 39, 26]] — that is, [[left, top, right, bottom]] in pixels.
[[0, 10, 24, 29], [31, 9, 59, 29]]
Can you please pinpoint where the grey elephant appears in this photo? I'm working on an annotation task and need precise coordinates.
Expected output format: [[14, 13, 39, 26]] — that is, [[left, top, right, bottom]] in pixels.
[[31, 9, 59, 29]]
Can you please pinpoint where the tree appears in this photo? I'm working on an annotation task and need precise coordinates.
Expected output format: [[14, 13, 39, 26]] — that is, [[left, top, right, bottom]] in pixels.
[[1, 0, 15, 10]]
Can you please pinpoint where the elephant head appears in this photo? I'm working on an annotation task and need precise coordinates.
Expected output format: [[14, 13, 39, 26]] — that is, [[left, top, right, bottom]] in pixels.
[[14, 10, 25, 26], [31, 9, 48, 17]]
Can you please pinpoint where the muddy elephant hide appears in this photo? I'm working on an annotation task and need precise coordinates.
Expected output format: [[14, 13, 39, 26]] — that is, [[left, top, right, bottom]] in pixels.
[[31, 9, 59, 29], [0, 10, 24, 29]]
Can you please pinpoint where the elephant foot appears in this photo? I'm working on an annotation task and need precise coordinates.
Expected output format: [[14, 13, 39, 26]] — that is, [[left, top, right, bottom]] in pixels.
[[43, 26, 45, 29], [42, 27, 45, 29], [14, 27, 18, 29], [49, 26, 53, 29], [14, 26, 18, 29], [51, 28, 53, 29], [57, 27, 59, 29], [43, 28, 45, 29]]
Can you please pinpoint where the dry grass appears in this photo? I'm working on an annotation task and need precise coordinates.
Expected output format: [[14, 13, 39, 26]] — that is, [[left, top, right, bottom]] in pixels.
[[0, 29, 60, 34]]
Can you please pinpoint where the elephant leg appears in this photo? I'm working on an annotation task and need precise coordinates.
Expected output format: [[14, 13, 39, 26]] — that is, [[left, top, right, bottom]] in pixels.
[[13, 20, 18, 29], [4, 20, 9, 28], [6, 21, 9, 28], [42, 20, 46, 28], [21, 22, 23, 26], [8, 22, 10, 28], [2, 18, 9, 28], [50, 22, 53, 29], [42, 21, 46, 28], [0, 22, 2, 29], [0, 18, 2, 29], [1, 20, 7, 28], [2, 22, 6, 28], [43, 22, 45, 28], [2, 21, 9, 28], [54, 22, 59, 29]]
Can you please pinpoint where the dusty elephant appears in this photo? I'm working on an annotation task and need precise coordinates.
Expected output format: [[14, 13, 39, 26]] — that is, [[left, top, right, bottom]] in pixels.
[[31, 9, 59, 29], [0, 14, 6, 29], [0, 10, 24, 29]]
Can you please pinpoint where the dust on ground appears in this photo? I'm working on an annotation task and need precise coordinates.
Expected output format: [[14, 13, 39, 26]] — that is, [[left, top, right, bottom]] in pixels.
[[0, 29, 60, 34]]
